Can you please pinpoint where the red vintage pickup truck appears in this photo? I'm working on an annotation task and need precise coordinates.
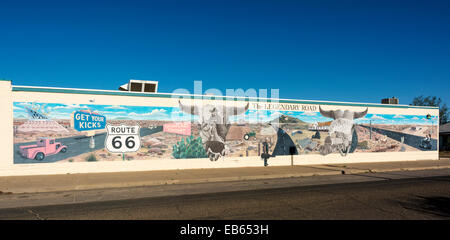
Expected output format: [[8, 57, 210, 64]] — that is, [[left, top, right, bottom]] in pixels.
[[20, 138, 68, 161]]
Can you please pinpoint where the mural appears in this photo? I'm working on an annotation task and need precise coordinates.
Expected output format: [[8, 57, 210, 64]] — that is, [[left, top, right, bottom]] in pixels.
[[12, 101, 438, 164]]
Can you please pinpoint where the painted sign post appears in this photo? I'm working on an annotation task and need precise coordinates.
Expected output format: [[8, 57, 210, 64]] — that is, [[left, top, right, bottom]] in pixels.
[[73, 110, 107, 131], [72, 110, 106, 148], [105, 125, 141, 160]]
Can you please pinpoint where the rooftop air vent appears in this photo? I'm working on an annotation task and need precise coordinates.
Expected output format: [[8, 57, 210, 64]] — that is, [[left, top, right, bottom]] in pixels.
[[119, 79, 158, 93], [381, 97, 399, 104]]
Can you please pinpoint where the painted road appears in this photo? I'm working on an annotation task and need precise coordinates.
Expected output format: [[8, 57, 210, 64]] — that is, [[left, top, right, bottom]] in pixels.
[[13, 126, 163, 164], [360, 125, 437, 151]]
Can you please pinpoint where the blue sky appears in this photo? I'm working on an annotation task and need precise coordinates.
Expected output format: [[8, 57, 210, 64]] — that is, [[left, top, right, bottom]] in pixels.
[[1, 0, 450, 107]]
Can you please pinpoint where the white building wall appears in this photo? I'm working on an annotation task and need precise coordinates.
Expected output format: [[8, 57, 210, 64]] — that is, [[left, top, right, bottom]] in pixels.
[[0, 85, 440, 176]]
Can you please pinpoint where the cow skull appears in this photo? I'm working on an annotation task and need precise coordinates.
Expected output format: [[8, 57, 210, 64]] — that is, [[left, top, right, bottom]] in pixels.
[[178, 100, 249, 161], [319, 106, 368, 156]]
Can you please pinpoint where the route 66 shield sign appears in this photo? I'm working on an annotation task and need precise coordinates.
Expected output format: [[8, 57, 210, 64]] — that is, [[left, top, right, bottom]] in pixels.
[[105, 124, 141, 153]]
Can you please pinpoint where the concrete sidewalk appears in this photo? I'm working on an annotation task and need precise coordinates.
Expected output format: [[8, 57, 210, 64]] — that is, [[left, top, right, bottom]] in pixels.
[[1, 158, 450, 194]]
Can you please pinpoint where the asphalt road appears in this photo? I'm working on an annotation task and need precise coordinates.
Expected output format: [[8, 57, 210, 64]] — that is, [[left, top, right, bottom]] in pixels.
[[1, 171, 450, 220], [14, 126, 163, 164]]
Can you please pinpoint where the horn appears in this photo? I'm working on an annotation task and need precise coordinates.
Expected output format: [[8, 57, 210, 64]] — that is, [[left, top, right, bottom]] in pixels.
[[319, 106, 335, 119], [178, 100, 198, 115], [353, 107, 368, 119]]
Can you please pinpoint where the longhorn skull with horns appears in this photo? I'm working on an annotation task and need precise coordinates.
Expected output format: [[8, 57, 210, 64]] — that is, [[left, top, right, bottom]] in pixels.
[[178, 100, 249, 161], [318, 106, 368, 156]]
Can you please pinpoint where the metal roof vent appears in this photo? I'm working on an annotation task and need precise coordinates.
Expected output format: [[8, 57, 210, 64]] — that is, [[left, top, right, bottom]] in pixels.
[[119, 79, 158, 93], [381, 97, 399, 104]]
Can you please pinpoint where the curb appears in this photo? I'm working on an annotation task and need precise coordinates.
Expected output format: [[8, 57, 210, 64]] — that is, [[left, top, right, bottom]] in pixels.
[[3, 165, 450, 194]]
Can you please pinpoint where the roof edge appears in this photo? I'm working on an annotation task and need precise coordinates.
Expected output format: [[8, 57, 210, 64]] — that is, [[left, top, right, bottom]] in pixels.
[[11, 85, 440, 110]]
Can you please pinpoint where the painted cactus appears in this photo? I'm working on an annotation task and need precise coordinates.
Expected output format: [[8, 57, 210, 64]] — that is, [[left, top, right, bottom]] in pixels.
[[172, 136, 208, 159]]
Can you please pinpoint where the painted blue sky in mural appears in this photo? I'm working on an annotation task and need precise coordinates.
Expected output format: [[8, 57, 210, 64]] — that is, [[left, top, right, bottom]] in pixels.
[[354, 113, 438, 126], [232, 109, 438, 125], [13, 102, 193, 121], [13, 102, 438, 126]]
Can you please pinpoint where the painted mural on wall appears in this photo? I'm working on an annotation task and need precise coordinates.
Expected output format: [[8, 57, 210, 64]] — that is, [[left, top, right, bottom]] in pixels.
[[13, 101, 438, 164]]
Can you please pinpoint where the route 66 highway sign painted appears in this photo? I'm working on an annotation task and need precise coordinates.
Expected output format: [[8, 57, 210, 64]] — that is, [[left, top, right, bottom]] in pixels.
[[105, 124, 141, 153]]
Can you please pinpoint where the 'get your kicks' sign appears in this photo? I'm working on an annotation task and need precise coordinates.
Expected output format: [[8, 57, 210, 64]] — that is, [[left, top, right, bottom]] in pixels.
[[73, 110, 107, 131]]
